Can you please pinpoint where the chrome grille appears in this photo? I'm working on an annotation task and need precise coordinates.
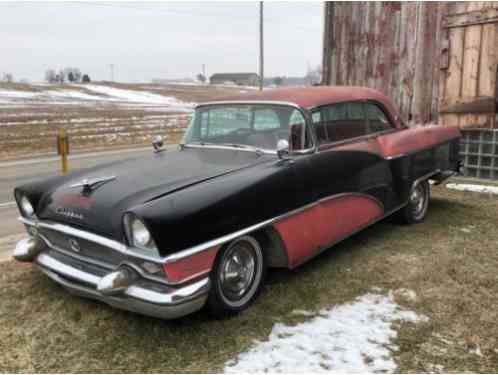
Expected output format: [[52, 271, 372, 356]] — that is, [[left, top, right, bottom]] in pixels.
[[39, 227, 123, 266]]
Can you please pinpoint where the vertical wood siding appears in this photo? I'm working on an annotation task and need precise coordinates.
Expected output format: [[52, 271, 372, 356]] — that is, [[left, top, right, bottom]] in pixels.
[[322, 2, 498, 127]]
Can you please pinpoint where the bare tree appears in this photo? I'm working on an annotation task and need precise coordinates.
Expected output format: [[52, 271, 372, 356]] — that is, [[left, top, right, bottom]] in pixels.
[[45, 69, 57, 83], [82, 74, 91, 83], [58, 69, 65, 84], [3, 73, 14, 83], [73, 68, 82, 82]]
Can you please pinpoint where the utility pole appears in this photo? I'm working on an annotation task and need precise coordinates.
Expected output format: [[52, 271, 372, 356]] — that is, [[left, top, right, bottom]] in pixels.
[[259, 1, 264, 91], [109, 64, 115, 82]]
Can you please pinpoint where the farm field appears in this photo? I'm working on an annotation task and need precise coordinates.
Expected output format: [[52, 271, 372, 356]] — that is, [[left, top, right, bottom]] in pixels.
[[1, 185, 497, 372], [0, 82, 247, 161]]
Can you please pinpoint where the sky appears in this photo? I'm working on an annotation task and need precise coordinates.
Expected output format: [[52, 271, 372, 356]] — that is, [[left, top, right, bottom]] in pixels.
[[0, 1, 323, 83]]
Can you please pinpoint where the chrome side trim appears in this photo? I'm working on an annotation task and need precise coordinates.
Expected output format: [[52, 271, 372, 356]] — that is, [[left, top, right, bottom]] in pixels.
[[19, 192, 384, 266]]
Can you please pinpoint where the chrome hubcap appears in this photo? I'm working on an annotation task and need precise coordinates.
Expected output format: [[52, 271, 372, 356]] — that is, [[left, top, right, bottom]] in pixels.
[[411, 183, 426, 218], [220, 241, 256, 301]]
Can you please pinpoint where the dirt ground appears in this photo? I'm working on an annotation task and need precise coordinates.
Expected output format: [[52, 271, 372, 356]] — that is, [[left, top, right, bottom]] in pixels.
[[0, 185, 497, 372]]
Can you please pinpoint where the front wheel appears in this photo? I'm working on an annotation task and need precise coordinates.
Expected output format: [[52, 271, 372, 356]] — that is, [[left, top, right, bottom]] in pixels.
[[207, 235, 266, 318], [400, 179, 430, 224]]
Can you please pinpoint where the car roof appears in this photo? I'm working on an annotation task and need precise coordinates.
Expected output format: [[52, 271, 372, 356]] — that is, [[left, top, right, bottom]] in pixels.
[[205, 86, 398, 114]]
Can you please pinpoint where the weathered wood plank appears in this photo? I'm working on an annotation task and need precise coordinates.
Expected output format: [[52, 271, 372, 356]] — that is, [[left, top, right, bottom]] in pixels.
[[324, 1, 498, 126], [479, 20, 497, 97], [440, 96, 496, 113], [443, 7, 498, 28], [459, 2, 483, 127], [435, 3, 449, 123]]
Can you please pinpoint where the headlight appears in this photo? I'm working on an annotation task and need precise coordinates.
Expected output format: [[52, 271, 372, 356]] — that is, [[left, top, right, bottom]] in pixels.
[[125, 214, 157, 251], [19, 195, 36, 218]]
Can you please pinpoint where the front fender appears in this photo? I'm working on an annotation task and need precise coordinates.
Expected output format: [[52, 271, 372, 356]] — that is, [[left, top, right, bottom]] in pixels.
[[132, 160, 300, 256]]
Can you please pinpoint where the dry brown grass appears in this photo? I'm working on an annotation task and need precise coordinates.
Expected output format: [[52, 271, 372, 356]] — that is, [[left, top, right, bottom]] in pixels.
[[0, 185, 497, 372]]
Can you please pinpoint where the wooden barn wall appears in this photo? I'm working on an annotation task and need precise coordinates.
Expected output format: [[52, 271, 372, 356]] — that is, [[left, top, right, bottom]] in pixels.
[[440, 2, 498, 129], [323, 2, 498, 126], [322, 2, 448, 124]]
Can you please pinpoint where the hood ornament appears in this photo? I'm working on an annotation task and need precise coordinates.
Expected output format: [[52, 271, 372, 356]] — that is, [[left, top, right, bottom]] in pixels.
[[70, 176, 116, 194]]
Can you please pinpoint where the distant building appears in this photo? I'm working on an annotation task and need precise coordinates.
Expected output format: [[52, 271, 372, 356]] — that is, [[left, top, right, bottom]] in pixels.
[[264, 76, 309, 87], [210, 73, 259, 86]]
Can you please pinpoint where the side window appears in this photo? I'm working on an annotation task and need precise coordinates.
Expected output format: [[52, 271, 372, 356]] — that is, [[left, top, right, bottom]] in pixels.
[[253, 109, 281, 130], [364, 103, 393, 133], [312, 102, 367, 145]]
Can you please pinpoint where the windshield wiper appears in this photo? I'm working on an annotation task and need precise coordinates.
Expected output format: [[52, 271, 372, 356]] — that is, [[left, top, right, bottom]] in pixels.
[[218, 143, 265, 154], [185, 142, 265, 154]]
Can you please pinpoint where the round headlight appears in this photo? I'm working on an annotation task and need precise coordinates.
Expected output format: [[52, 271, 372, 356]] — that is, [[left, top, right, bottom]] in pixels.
[[20, 196, 35, 217], [130, 217, 155, 249]]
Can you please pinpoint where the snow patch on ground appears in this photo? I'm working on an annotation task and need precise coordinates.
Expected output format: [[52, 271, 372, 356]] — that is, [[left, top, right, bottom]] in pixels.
[[81, 84, 195, 107], [0, 85, 195, 111], [225, 293, 427, 373], [291, 309, 316, 317], [446, 183, 498, 195], [459, 225, 476, 233], [0, 90, 39, 99], [469, 343, 483, 357]]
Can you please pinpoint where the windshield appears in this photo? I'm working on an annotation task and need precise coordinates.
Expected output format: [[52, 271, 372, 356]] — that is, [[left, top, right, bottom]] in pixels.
[[183, 104, 312, 151]]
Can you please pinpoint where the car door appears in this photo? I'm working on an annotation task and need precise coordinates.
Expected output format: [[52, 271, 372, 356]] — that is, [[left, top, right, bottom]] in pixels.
[[302, 101, 395, 252], [273, 101, 400, 267]]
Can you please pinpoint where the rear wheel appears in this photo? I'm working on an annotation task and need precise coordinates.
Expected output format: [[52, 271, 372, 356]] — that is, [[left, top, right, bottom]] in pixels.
[[207, 235, 266, 318], [400, 179, 430, 224]]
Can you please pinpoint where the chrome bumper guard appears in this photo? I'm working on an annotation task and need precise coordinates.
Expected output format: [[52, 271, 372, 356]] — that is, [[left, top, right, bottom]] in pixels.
[[16, 238, 210, 319]]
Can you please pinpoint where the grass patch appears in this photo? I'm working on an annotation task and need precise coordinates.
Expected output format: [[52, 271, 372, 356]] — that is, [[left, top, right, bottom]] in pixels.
[[0, 185, 497, 372]]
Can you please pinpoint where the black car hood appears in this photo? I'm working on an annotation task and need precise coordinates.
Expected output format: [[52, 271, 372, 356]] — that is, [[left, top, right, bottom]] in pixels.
[[38, 147, 274, 239]]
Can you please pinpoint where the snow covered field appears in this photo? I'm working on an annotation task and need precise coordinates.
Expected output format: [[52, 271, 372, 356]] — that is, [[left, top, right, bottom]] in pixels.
[[0, 84, 195, 112], [226, 291, 427, 373], [0, 82, 244, 160]]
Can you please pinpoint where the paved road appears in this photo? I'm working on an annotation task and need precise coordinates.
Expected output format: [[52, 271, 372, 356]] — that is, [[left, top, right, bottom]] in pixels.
[[0, 146, 160, 260]]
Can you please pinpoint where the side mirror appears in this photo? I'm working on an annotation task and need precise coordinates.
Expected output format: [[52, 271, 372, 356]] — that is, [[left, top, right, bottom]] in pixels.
[[276, 139, 289, 160], [152, 135, 164, 152]]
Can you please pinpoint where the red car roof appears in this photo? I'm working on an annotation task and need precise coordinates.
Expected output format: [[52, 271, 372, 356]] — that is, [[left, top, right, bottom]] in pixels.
[[210, 86, 400, 119]]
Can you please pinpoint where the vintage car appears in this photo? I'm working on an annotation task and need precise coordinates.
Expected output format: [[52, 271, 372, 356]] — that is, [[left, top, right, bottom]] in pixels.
[[13, 86, 461, 319]]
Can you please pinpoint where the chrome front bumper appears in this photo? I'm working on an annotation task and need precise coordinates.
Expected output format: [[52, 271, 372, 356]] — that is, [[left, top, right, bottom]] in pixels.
[[14, 236, 210, 320]]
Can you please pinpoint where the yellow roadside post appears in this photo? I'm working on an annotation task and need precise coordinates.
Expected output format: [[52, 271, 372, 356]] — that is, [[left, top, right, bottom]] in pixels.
[[57, 129, 69, 175]]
